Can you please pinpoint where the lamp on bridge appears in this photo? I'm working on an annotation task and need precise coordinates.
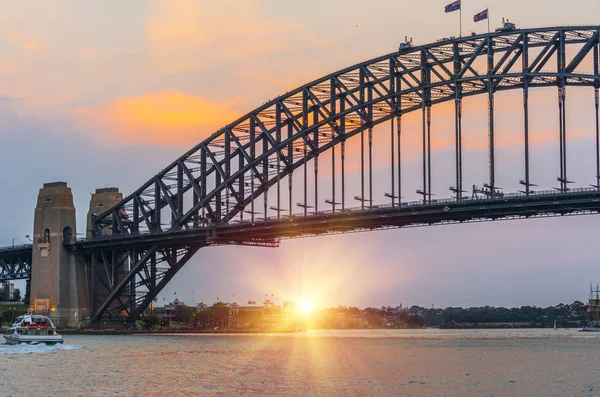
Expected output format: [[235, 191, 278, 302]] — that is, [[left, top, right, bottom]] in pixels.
[[518, 180, 538, 194], [482, 184, 504, 197], [243, 209, 262, 221], [269, 206, 290, 219], [449, 187, 467, 195], [416, 190, 435, 203], [25, 235, 32, 243], [555, 177, 575, 193], [269, 206, 288, 214], [384, 193, 403, 206], [324, 199, 341, 207], [296, 202, 315, 215]]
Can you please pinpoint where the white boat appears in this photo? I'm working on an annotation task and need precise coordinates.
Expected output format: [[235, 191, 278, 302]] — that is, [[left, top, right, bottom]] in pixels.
[[3, 315, 63, 345]]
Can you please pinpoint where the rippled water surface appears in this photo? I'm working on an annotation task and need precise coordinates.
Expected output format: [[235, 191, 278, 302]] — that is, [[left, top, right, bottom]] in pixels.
[[2, 329, 600, 396]]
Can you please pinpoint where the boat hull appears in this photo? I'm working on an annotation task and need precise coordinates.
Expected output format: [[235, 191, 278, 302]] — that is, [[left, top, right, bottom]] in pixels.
[[3, 334, 64, 345]]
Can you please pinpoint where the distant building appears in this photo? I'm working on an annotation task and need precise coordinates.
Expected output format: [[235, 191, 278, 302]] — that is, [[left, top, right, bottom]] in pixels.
[[163, 298, 186, 321], [228, 301, 286, 329], [196, 302, 209, 311], [9, 283, 14, 300]]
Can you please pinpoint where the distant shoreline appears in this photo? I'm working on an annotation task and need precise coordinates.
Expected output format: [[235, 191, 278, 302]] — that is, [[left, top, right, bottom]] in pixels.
[[0, 324, 576, 335], [0, 327, 302, 335]]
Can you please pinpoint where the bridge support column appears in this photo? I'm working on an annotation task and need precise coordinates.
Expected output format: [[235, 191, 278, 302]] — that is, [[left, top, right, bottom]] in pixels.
[[595, 86, 599, 189], [86, 188, 124, 326], [30, 182, 85, 328], [397, 114, 402, 204]]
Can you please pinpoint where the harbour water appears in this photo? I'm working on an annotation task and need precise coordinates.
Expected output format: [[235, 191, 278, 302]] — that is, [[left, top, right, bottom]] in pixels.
[[2, 329, 600, 396]]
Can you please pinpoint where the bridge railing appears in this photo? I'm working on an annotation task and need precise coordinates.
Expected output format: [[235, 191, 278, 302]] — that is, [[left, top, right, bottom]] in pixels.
[[0, 244, 33, 253], [71, 187, 600, 245], [249, 187, 600, 222]]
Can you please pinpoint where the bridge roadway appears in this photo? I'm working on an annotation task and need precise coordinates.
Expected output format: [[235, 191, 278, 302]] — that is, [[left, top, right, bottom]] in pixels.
[[2, 188, 600, 281], [70, 188, 600, 251]]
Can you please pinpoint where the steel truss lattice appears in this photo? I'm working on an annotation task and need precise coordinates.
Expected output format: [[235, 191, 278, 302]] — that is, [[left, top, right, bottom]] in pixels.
[[82, 26, 600, 325], [0, 245, 32, 282]]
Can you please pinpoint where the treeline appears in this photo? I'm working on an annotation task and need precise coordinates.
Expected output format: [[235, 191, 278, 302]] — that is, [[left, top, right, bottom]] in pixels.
[[309, 306, 425, 329], [414, 301, 588, 328], [304, 301, 589, 329], [0, 306, 27, 326], [141, 300, 590, 330]]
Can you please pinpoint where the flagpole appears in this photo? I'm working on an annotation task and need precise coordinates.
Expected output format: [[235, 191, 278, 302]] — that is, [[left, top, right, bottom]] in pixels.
[[487, 8, 490, 33], [459, 1, 462, 37]]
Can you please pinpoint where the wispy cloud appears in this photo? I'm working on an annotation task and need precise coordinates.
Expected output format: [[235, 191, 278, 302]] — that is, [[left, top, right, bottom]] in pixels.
[[145, 0, 331, 72]]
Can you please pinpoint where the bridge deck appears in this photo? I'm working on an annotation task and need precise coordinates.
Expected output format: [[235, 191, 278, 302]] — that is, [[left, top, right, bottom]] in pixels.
[[70, 188, 600, 250], [0, 244, 33, 254]]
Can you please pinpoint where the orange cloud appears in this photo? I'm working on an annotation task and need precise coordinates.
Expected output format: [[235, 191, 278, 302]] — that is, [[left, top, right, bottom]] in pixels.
[[2, 27, 44, 52], [21, 42, 40, 50], [76, 90, 241, 146]]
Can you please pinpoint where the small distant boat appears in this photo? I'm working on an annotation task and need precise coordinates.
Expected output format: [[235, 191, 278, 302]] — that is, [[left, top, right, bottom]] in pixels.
[[3, 315, 63, 345]]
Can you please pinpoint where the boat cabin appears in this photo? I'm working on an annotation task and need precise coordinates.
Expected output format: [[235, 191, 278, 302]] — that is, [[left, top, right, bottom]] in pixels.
[[9, 315, 58, 336]]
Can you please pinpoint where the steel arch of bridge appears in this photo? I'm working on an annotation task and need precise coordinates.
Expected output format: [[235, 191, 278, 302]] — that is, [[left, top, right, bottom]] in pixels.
[[86, 26, 600, 325], [0, 245, 32, 282]]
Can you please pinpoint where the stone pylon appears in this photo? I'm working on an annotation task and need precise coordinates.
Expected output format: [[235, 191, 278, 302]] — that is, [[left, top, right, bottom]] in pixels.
[[30, 182, 88, 328], [86, 188, 126, 326], [87, 188, 123, 238]]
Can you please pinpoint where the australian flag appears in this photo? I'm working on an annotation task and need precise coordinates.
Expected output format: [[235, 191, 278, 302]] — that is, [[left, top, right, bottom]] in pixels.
[[474, 9, 489, 22], [445, 0, 460, 13]]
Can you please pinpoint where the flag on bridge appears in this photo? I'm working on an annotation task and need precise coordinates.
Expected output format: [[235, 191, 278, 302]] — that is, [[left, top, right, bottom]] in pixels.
[[445, 0, 460, 13], [474, 9, 489, 22]]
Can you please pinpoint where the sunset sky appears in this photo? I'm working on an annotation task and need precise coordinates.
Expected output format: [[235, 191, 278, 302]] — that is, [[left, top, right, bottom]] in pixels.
[[2, 0, 600, 309]]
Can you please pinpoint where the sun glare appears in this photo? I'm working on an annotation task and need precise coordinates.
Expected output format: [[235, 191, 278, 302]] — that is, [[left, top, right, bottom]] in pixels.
[[298, 298, 315, 314]]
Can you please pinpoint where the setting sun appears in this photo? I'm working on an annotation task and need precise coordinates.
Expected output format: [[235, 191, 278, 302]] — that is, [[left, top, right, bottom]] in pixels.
[[298, 298, 315, 314]]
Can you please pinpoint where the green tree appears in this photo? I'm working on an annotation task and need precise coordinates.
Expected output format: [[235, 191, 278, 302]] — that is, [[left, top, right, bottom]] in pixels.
[[141, 315, 160, 329], [212, 302, 230, 327]]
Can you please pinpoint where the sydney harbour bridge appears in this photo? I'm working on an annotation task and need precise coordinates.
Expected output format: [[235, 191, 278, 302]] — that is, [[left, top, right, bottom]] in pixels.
[[2, 26, 600, 327]]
